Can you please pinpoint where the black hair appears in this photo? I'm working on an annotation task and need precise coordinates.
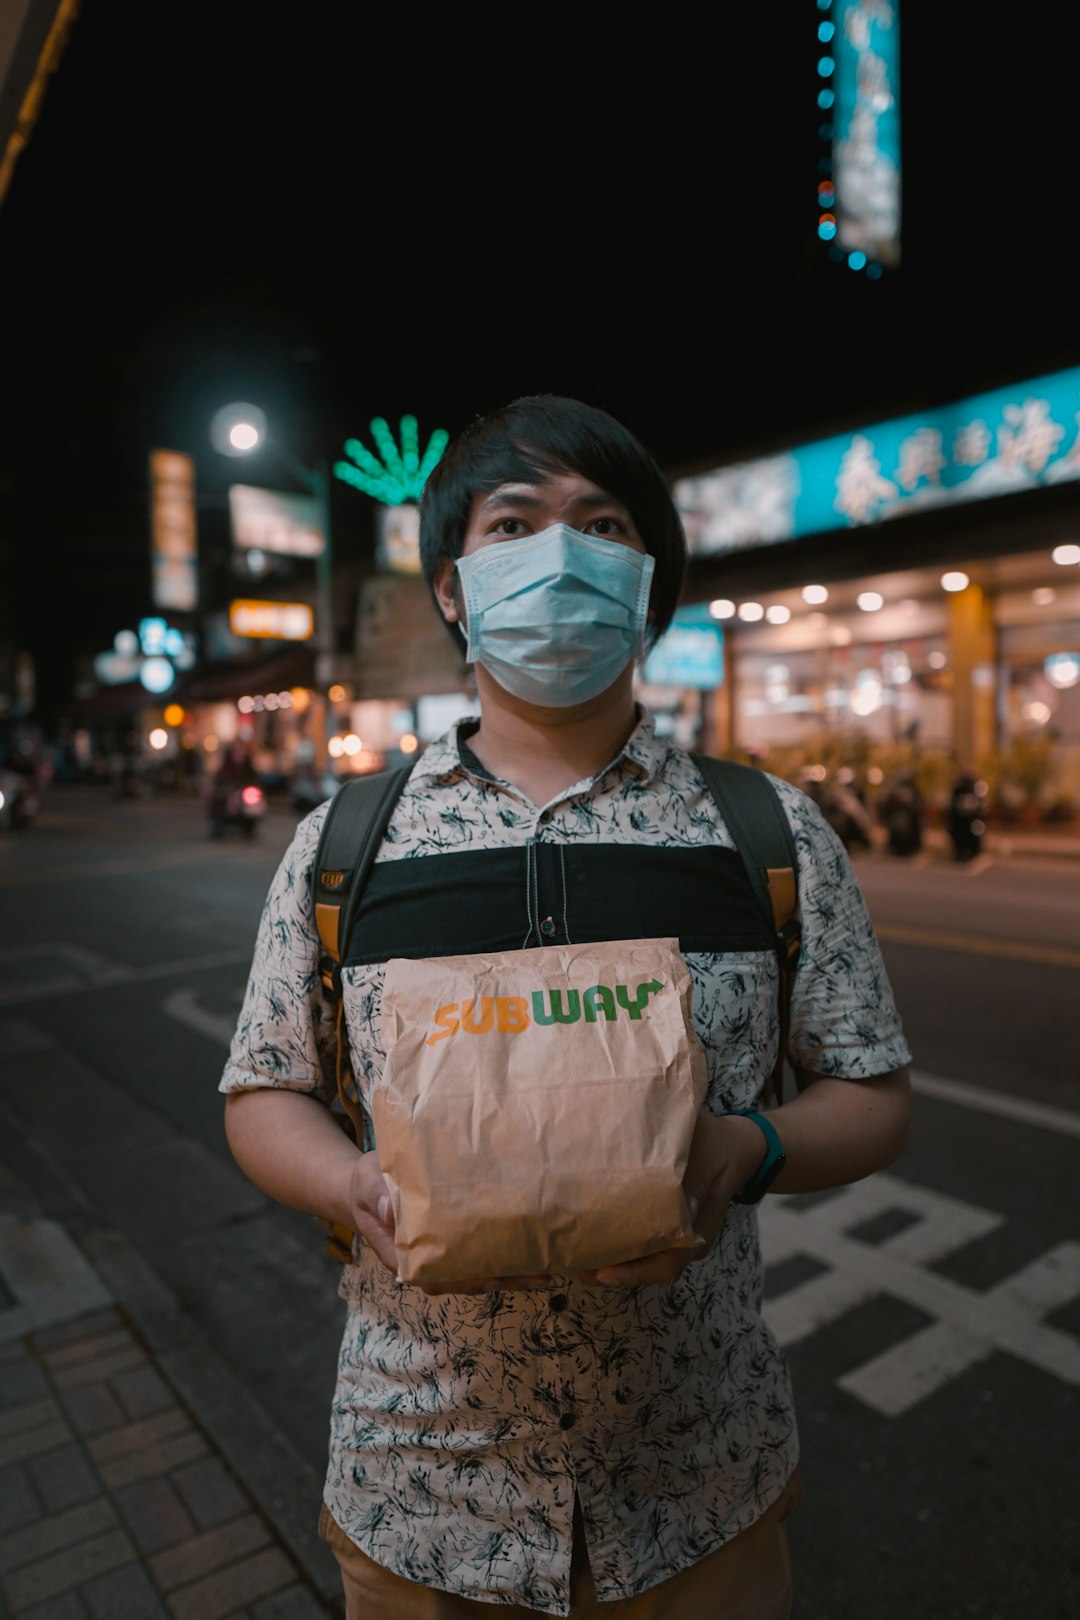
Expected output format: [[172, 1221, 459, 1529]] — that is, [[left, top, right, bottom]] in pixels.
[[418, 395, 687, 644]]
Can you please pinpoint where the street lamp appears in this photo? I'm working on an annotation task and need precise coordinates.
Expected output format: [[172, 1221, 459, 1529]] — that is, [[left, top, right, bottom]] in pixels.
[[209, 404, 336, 689]]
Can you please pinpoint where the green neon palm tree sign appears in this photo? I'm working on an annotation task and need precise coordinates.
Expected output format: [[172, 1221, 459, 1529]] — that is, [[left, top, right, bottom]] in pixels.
[[333, 415, 449, 506]]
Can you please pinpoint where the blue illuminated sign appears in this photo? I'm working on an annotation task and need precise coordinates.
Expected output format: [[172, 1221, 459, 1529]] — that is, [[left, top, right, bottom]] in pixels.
[[675, 366, 1080, 558], [832, 0, 901, 270], [642, 606, 724, 689]]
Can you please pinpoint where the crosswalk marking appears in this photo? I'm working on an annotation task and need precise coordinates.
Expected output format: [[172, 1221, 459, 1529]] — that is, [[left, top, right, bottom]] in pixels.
[[761, 1174, 1080, 1415]]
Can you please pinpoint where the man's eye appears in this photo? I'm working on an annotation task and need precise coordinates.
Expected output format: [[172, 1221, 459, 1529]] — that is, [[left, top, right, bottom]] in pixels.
[[589, 517, 626, 536], [491, 518, 527, 536]]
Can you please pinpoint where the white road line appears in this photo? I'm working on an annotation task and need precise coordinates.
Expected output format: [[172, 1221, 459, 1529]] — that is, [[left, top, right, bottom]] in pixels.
[[836, 1241, 1080, 1416], [162, 988, 241, 1047], [910, 1068, 1080, 1139], [760, 1176, 1080, 1415], [0, 945, 252, 1007]]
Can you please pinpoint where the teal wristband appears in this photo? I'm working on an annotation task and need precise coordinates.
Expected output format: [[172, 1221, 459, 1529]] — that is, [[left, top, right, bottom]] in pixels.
[[727, 1110, 786, 1205]]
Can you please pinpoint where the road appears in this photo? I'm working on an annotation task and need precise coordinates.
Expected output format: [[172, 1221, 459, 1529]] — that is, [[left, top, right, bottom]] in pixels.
[[1, 784, 1077, 1620]]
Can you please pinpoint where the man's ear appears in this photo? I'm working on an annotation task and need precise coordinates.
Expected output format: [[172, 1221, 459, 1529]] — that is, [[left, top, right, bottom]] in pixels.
[[433, 557, 461, 625]]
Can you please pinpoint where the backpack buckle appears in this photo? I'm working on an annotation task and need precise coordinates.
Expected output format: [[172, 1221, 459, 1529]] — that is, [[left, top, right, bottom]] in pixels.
[[319, 956, 342, 1001]]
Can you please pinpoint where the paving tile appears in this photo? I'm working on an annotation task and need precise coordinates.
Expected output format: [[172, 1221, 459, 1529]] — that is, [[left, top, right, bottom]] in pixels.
[[0, 1404, 62, 1445], [252, 1583, 332, 1619], [0, 1466, 40, 1537], [166, 1547, 295, 1620], [170, 1459, 247, 1532], [0, 1361, 49, 1410], [17, 1591, 89, 1619], [85, 1408, 189, 1467], [2, 1529, 135, 1615], [55, 1388, 125, 1442], [26, 1446, 100, 1515], [108, 1364, 174, 1422], [0, 1423, 73, 1470], [112, 1478, 196, 1557], [38, 1335, 133, 1374], [46, 1351, 146, 1395], [0, 1498, 117, 1576], [148, 1514, 269, 1593], [83, 1561, 170, 1619], [31, 1316, 122, 1353], [96, 1432, 208, 1491]]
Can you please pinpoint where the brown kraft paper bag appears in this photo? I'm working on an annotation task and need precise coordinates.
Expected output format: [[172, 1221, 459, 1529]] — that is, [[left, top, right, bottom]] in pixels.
[[373, 936, 709, 1287]]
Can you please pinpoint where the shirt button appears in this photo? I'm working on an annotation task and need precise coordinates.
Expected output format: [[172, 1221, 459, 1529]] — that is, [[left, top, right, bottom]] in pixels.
[[550, 1293, 568, 1311], [540, 916, 556, 938], [559, 1412, 576, 1431]]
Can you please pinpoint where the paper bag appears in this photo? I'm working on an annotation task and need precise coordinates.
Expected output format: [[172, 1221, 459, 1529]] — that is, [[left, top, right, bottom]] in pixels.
[[373, 936, 709, 1287]]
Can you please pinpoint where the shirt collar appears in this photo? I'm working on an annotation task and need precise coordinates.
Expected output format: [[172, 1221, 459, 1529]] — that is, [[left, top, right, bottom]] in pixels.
[[407, 705, 670, 791]]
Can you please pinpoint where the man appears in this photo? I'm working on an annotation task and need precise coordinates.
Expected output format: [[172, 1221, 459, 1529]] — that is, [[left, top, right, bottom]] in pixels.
[[221, 395, 912, 1617]]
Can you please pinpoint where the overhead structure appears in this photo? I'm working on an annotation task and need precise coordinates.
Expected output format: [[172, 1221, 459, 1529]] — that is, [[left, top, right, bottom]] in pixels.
[[0, 0, 80, 208]]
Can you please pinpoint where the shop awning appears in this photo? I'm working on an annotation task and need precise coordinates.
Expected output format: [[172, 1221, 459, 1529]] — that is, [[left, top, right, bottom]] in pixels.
[[174, 644, 318, 704]]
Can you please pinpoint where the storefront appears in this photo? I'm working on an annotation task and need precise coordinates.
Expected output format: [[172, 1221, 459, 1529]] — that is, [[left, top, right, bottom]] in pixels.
[[665, 366, 1080, 820]]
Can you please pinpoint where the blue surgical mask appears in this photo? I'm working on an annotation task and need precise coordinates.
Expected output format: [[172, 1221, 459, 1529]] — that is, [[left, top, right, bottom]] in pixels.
[[455, 523, 655, 707]]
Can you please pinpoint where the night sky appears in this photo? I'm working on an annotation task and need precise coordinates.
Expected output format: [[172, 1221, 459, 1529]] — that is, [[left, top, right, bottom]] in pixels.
[[2, 3, 1077, 702]]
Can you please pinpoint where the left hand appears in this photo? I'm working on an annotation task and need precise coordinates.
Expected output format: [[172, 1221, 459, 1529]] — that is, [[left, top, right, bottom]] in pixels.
[[572, 1111, 767, 1288]]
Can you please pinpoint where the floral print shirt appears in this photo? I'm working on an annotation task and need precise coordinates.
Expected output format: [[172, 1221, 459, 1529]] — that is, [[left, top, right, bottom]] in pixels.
[[220, 710, 911, 1614]]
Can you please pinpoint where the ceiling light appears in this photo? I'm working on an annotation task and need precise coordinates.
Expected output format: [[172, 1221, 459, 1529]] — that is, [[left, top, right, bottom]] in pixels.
[[765, 605, 791, 624], [941, 571, 969, 592], [738, 602, 765, 622], [709, 598, 736, 620], [857, 591, 883, 612], [1051, 544, 1080, 566], [802, 584, 829, 605], [1045, 653, 1080, 689]]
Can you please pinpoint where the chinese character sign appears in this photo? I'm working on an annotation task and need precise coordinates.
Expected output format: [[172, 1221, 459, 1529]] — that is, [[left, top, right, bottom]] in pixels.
[[675, 367, 1080, 557]]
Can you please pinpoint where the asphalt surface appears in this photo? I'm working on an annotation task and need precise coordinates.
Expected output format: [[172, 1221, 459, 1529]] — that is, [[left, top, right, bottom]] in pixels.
[[1, 785, 1078, 1620]]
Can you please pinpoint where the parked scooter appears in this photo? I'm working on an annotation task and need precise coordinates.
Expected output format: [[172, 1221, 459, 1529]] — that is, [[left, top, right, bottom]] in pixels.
[[800, 767, 875, 853], [879, 772, 924, 857], [947, 771, 988, 861]]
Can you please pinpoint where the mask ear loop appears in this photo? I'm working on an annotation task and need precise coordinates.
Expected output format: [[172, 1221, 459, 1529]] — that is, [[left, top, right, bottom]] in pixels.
[[633, 555, 657, 662]]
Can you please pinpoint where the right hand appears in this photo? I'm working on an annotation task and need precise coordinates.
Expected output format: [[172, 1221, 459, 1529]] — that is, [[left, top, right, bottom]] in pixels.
[[346, 1149, 398, 1273]]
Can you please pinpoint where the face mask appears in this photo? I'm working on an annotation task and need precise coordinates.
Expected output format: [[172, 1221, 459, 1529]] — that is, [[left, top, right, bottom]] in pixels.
[[455, 523, 655, 708]]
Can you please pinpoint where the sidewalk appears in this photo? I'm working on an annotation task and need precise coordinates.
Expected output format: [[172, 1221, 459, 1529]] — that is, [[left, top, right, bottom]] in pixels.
[[0, 1216, 343, 1620]]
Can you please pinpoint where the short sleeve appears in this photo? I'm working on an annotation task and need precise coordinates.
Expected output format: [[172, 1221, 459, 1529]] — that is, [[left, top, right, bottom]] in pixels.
[[219, 803, 337, 1101], [771, 775, 913, 1080]]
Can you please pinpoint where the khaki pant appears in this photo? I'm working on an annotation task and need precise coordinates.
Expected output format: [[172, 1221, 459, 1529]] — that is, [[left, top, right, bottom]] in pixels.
[[319, 1471, 802, 1619]]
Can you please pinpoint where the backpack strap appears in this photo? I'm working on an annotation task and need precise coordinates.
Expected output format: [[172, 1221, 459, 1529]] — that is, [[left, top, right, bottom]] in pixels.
[[311, 764, 413, 1262], [690, 753, 802, 1105]]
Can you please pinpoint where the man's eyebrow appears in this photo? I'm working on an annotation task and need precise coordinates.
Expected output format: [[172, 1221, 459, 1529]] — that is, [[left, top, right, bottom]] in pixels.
[[478, 488, 627, 512]]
